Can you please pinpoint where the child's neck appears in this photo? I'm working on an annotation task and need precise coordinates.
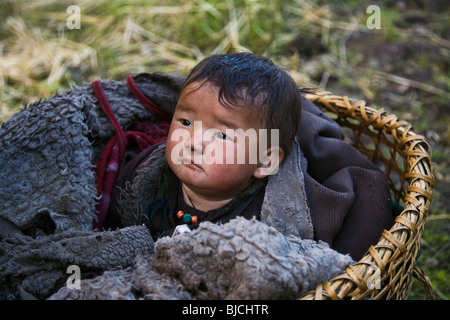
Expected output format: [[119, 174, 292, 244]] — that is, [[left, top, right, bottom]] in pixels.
[[181, 184, 232, 212]]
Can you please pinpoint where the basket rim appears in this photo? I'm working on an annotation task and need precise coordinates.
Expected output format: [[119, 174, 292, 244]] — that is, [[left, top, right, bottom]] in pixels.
[[298, 92, 436, 300]]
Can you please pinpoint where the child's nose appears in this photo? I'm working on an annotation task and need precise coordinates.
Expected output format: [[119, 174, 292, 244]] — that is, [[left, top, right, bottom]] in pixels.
[[189, 122, 205, 155]]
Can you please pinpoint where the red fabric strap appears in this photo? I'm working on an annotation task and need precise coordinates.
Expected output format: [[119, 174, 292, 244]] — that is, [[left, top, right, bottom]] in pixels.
[[92, 80, 127, 165], [91, 77, 171, 229], [126, 75, 171, 121]]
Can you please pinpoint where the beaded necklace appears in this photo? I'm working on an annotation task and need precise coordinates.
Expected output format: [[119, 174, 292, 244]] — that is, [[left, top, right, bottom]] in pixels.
[[177, 193, 198, 224]]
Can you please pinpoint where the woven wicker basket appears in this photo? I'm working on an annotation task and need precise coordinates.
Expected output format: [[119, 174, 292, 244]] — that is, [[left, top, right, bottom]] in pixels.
[[298, 92, 436, 300]]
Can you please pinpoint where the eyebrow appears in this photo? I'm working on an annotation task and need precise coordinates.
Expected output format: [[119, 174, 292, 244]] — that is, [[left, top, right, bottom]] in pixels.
[[177, 102, 239, 129], [175, 103, 195, 115], [177, 98, 246, 131]]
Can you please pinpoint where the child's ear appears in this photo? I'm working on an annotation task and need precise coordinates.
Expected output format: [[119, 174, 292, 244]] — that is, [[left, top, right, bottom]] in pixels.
[[253, 147, 284, 179]]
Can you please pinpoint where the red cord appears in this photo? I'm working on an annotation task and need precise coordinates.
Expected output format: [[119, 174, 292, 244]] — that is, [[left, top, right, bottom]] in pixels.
[[92, 80, 127, 164], [126, 75, 171, 121]]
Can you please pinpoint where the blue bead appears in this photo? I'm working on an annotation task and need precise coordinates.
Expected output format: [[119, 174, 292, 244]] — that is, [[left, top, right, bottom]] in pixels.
[[182, 213, 192, 224]]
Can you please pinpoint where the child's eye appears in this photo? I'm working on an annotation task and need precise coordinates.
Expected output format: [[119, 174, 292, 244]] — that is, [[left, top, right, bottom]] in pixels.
[[180, 119, 191, 127], [214, 132, 230, 140]]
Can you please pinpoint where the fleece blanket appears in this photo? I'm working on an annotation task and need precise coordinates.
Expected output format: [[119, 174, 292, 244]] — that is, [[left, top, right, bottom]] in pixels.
[[47, 218, 352, 300]]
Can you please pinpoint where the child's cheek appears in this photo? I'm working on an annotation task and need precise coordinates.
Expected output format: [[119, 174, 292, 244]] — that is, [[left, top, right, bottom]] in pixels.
[[201, 139, 232, 165]]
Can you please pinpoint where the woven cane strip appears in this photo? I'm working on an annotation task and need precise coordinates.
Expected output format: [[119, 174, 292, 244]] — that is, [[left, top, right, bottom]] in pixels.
[[298, 92, 435, 300], [323, 282, 340, 300], [381, 230, 407, 254], [346, 264, 368, 291], [407, 185, 433, 202], [368, 246, 386, 273], [394, 216, 418, 235], [314, 285, 323, 300]]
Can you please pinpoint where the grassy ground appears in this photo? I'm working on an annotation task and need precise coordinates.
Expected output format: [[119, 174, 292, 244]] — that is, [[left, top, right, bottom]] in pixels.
[[1, 0, 448, 299]]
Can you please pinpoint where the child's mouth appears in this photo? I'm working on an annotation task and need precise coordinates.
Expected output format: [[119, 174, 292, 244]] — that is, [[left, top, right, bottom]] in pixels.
[[180, 157, 203, 171]]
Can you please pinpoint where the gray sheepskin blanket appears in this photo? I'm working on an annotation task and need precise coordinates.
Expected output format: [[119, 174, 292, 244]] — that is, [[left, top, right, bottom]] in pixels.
[[0, 225, 153, 299], [48, 218, 352, 300], [0, 73, 352, 300], [0, 73, 182, 234]]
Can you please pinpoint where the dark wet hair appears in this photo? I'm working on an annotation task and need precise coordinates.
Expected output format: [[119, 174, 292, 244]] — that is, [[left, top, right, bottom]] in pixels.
[[182, 52, 302, 157]]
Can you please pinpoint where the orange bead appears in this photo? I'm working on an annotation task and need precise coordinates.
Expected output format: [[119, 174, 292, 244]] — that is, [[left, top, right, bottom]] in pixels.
[[177, 210, 184, 219], [192, 215, 198, 224]]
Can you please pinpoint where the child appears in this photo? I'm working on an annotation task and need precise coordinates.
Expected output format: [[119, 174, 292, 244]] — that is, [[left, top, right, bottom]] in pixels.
[[107, 52, 394, 260]]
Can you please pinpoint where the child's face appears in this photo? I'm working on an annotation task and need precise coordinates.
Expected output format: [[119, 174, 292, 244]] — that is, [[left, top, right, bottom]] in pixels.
[[165, 81, 269, 200]]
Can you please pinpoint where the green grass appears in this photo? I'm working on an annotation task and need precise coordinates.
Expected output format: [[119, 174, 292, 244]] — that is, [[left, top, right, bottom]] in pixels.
[[1, 0, 448, 300]]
